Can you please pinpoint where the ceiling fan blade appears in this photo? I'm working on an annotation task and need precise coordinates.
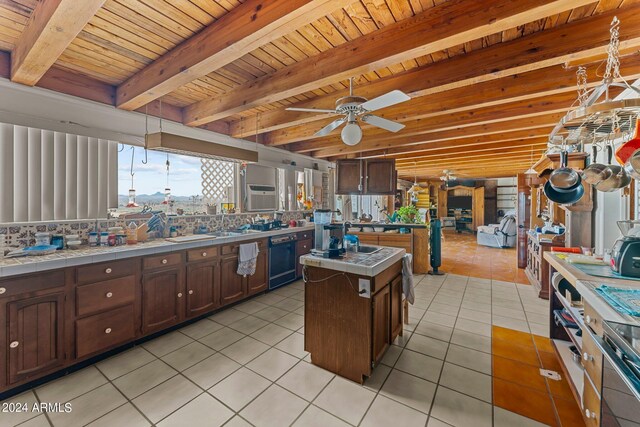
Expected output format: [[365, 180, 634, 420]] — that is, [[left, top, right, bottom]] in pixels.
[[361, 115, 405, 132], [314, 117, 347, 137], [286, 107, 337, 114], [360, 90, 410, 112]]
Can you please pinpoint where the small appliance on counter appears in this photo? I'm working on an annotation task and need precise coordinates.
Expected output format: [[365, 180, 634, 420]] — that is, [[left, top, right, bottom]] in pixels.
[[611, 220, 640, 278], [311, 209, 345, 258]]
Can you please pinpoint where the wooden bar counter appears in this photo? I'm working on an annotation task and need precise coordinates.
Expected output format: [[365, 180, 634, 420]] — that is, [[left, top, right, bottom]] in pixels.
[[300, 247, 405, 383]]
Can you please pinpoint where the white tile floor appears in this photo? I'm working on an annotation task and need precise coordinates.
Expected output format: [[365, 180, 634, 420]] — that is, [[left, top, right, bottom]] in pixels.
[[1, 273, 551, 427]]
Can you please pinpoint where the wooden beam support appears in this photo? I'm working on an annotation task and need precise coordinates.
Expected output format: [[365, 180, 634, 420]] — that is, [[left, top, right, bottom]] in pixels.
[[227, 5, 640, 138], [394, 144, 547, 165], [116, 0, 352, 110], [11, 0, 105, 85], [184, 0, 593, 126]]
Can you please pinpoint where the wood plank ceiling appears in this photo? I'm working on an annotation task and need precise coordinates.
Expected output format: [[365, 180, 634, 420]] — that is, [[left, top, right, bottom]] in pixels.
[[1, 0, 640, 179]]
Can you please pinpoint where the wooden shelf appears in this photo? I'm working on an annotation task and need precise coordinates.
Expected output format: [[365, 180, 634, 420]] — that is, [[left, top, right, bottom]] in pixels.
[[552, 339, 584, 402]]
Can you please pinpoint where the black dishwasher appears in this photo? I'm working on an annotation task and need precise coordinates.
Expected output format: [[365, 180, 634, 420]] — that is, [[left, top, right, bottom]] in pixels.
[[269, 234, 297, 290]]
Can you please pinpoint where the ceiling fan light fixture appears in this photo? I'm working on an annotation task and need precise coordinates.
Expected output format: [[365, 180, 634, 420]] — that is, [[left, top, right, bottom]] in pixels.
[[341, 121, 362, 146]]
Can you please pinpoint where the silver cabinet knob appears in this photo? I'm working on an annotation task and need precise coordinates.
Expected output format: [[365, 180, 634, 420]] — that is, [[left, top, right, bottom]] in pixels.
[[106, 292, 113, 298], [177, 293, 183, 298], [105, 268, 112, 274], [583, 352, 594, 362], [0, 287, 6, 294], [585, 315, 592, 324], [188, 290, 194, 295], [162, 259, 168, 264], [9, 341, 19, 348], [202, 252, 207, 257], [105, 328, 112, 334], [585, 409, 596, 419]]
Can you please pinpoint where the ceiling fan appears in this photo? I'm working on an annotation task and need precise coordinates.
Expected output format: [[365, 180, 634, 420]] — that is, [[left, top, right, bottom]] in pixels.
[[285, 78, 411, 146]]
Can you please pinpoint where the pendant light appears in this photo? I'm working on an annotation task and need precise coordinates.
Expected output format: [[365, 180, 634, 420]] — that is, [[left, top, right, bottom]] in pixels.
[[163, 153, 171, 205], [127, 147, 139, 207], [408, 162, 424, 194]]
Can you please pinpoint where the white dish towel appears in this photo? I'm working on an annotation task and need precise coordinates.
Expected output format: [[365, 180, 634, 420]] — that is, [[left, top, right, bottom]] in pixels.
[[238, 242, 259, 277], [402, 253, 415, 304]]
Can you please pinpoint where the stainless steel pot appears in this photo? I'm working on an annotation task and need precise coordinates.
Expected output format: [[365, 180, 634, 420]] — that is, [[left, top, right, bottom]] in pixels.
[[582, 144, 612, 185], [624, 148, 640, 180], [595, 144, 631, 192], [549, 151, 581, 192]]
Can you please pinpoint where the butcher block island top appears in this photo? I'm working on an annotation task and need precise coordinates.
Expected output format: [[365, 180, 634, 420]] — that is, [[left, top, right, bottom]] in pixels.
[[300, 247, 406, 383]]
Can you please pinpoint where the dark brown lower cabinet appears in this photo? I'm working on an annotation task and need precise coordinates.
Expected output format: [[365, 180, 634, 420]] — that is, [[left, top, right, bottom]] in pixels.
[[7, 292, 66, 385], [220, 255, 246, 305], [141, 267, 185, 334], [390, 274, 403, 341], [186, 260, 220, 318], [247, 250, 268, 296], [372, 285, 391, 364]]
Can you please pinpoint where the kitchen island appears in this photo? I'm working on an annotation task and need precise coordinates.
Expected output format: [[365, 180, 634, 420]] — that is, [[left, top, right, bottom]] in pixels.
[[300, 247, 405, 383]]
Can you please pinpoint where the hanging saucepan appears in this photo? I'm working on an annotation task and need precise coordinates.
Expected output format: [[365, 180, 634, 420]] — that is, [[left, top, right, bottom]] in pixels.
[[624, 148, 640, 180], [595, 144, 632, 192], [582, 144, 612, 185], [549, 151, 581, 192], [544, 180, 584, 205]]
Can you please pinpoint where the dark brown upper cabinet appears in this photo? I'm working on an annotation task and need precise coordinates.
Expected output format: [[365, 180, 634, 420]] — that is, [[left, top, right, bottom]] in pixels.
[[336, 159, 396, 195]]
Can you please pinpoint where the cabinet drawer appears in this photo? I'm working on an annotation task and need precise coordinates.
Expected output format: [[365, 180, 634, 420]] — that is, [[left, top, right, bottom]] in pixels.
[[143, 253, 182, 271], [358, 235, 379, 245], [582, 329, 603, 391], [296, 239, 312, 255], [0, 270, 65, 298], [583, 374, 601, 427], [584, 301, 603, 336], [187, 246, 218, 262], [76, 304, 135, 358], [297, 231, 313, 241], [77, 259, 137, 285], [221, 239, 266, 255], [76, 275, 136, 317]]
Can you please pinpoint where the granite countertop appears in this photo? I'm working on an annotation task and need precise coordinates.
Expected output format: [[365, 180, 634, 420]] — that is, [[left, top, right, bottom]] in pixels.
[[0, 225, 315, 278], [299, 246, 405, 277]]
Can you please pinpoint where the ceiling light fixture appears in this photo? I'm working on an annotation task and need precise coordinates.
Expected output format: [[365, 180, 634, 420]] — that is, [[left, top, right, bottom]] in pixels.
[[341, 112, 362, 146]]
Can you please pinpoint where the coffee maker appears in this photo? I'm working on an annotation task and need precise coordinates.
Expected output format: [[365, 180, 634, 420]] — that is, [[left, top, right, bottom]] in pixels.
[[611, 220, 640, 277], [312, 209, 345, 258]]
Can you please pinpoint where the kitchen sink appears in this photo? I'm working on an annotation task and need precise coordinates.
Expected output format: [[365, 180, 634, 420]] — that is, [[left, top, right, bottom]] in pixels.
[[208, 231, 244, 237], [351, 245, 382, 254]]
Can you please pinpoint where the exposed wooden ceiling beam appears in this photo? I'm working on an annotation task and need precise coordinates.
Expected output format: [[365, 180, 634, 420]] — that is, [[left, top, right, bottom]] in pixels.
[[394, 145, 547, 165], [183, 0, 593, 126], [11, 0, 105, 85], [310, 114, 563, 158], [397, 154, 542, 169], [116, 0, 352, 110], [227, 5, 640, 138], [407, 162, 531, 175]]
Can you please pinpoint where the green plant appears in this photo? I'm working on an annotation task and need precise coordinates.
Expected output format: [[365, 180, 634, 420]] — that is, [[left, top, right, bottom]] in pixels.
[[396, 205, 422, 224]]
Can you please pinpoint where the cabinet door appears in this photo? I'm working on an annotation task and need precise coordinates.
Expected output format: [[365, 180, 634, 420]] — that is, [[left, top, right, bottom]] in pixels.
[[371, 285, 391, 364], [220, 255, 246, 305], [296, 239, 312, 278], [365, 159, 396, 195], [7, 292, 66, 385], [336, 159, 362, 194], [186, 261, 220, 318], [472, 187, 485, 231], [247, 251, 268, 296], [390, 275, 403, 342], [141, 268, 184, 334]]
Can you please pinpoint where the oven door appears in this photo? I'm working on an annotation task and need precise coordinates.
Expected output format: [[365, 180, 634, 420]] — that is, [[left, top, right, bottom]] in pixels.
[[594, 335, 640, 427], [269, 242, 296, 289]]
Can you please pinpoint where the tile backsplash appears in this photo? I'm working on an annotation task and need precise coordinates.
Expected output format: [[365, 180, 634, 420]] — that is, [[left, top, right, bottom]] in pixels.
[[0, 211, 308, 248]]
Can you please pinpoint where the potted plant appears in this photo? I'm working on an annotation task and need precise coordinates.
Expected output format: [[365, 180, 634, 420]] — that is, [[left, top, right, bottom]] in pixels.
[[396, 205, 421, 224]]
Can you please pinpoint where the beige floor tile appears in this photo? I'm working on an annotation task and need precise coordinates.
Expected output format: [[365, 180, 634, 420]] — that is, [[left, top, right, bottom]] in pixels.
[[363, 364, 391, 392], [224, 416, 253, 427], [272, 297, 304, 312], [392, 331, 413, 348], [156, 393, 233, 427], [209, 367, 271, 411], [274, 312, 305, 331], [525, 311, 549, 326], [227, 315, 269, 335], [445, 343, 492, 375], [313, 377, 376, 425], [143, 331, 193, 357], [449, 329, 491, 353], [234, 300, 270, 315], [275, 332, 308, 359], [461, 300, 492, 314], [439, 363, 492, 403], [36, 366, 106, 404], [247, 348, 299, 381], [458, 308, 492, 324], [240, 384, 308, 427], [197, 327, 245, 351], [454, 318, 492, 337], [493, 306, 527, 320], [426, 418, 454, 427], [273, 286, 299, 298], [48, 384, 126, 427], [182, 353, 240, 389], [360, 395, 428, 427], [253, 306, 290, 322], [380, 369, 436, 413], [253, 293, 286, 306], [86, 403, 150, 427], [381, 344, 403, 367], [430, 386, 492, 427], [493, 407, 550, 427], [427, 302, 457, 315], [394, 349, 443, 383], [405, 333, 448, 360], [492, 314, 530, 333], [422, 311, 457, 328], [96, 346, 156, 380], [277, 361, 334, 401], [250, 323, 294, 346], [292, 405, 350, 427], [132, 375, 201, 423], [113, 360, 177, 399], [17, 415, 50, 427], [208, 308, 248, 325], [161, 341, 215, 371], [413, 321, 453, 342], [179, 319, 224, 339], [220, 336, 270, 365], [0, 391, 39, 426], [529, 322, 550, 338]]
